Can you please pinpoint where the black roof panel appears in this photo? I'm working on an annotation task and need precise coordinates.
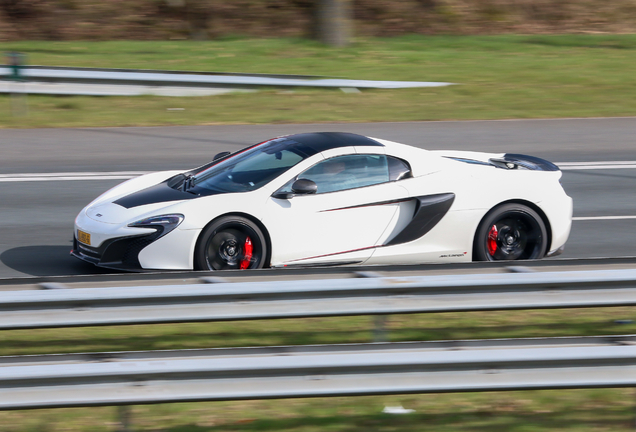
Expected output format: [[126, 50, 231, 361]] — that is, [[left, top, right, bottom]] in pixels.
[[285, 132, 383, 154]]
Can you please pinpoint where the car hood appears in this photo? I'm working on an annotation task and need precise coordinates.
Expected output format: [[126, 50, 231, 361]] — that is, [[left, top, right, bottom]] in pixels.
[[89, 170, 183, 206], [84, 170, 188, 225], [86, 201, 181, 224]]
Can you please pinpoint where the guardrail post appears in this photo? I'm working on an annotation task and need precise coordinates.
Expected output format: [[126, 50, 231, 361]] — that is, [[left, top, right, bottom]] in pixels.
[[355, 271, 390, 342], [5, 52, 28, 117], [373, 315, 388, 342], [117, 405, 132, 432]]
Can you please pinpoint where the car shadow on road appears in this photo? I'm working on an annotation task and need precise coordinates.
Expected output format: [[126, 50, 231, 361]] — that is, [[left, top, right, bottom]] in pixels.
[[0, 245, 116, 277]]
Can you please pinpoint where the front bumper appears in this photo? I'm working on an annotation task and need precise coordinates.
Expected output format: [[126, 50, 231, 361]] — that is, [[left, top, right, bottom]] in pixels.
[[73, 207, 200, 271], [71, 230, 162, 271]]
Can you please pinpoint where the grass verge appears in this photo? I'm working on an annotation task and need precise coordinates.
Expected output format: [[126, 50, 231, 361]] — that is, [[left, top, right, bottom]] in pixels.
[[2, 307, 636, 357], [2, 307, 636, 431], [2, 390, 635, 432], [0, 34, 635, 127]]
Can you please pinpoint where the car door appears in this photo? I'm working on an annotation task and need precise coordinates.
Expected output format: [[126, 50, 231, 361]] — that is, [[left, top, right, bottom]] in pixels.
[[262, 154, 409, 266]]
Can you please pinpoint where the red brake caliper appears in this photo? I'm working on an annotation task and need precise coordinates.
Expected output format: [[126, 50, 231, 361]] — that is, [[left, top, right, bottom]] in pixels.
[[487, 225, 498, 256], [239, 236, 253, 270]]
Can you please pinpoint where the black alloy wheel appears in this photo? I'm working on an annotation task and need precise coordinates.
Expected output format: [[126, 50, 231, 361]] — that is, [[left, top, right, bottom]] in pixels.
[[473, 203, 548, 261], [194, 216, 267, 270]]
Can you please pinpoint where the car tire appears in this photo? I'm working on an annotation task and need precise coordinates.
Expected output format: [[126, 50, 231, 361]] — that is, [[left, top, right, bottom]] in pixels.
[[473, 203, 548, 261], [194, 216, 268, 270]]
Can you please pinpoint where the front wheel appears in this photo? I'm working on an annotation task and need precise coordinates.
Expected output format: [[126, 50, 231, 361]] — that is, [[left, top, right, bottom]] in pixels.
[[473, 204, 548, 261], [194, 216, 268, 270]]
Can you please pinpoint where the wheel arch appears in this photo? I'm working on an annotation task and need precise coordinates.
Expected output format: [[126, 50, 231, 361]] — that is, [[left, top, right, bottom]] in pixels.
[[472, 199, 552, 259], [194, 212, 272, 269]]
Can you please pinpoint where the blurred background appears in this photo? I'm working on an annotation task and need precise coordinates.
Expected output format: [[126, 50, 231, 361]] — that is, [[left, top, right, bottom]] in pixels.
[[0, 0, 634, 127], [2, 0, 636, 41], [2, 1, 636, 432]]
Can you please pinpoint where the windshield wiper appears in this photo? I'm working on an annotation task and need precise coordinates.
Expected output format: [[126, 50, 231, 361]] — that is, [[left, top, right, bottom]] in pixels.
[[182, 174, 198, 194]]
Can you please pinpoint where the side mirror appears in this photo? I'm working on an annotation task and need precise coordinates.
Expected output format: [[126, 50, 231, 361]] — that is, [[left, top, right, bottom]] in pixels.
[[271, 179, 317, 200], [213, 151, 231, 161], [291, 179, 317, 195]]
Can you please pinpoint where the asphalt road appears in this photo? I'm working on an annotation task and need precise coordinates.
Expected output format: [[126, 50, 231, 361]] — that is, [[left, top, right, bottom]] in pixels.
[[1, 118, 635, 278]]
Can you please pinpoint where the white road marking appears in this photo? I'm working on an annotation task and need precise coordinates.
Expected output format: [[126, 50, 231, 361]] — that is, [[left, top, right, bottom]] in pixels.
[[573, 216, 636, 221], [557, 161, 636, 165], [0, 172, 150, 182], [557, 161, 636, 170]]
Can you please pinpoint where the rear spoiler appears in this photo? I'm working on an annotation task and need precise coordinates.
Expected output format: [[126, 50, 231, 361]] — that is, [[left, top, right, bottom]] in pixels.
[[446, 153, 559, 172], [489, 154, 560, 171]]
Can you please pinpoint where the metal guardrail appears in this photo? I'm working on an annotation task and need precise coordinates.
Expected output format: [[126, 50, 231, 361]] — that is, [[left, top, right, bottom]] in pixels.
[[3, 268, 636, 330], [2, 335, 636, 409], [4, 256, 636, 287], [0, 65, 454, 96], [11, 65, 333, 80]]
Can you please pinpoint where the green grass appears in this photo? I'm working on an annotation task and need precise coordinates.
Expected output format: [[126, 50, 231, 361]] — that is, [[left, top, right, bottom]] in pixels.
[[2, 390, 636, 432], [2, 308, 636, 431], [1, 34, 636, 127], [3, 307, 636, 357]]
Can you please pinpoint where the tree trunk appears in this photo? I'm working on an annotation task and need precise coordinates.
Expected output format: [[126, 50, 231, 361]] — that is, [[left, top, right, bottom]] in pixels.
[[315, 0, 351, 47]]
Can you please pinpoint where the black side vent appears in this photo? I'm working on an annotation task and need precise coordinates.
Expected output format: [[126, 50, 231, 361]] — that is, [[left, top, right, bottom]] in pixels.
[[386, 193, 455, 246]]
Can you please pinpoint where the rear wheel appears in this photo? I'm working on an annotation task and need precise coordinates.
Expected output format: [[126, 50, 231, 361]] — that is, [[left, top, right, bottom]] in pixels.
[[473, 204, 548, 261], [194, 216, 267, 270]]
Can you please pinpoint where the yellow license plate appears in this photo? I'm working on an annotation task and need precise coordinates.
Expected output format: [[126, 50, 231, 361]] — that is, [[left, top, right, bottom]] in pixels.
[[77, 230, 91, 246]]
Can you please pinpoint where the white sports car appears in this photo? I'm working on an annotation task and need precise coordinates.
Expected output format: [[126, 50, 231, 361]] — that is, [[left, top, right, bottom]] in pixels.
[[72, 132, 572, 271]]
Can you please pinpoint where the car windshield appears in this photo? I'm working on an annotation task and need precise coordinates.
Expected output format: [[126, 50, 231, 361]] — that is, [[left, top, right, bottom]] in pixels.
[[190, 138, 309, 194]]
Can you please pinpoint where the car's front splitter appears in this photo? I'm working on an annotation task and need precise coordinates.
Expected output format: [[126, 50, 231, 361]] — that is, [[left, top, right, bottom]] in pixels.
[[71, 230, 162, 272]]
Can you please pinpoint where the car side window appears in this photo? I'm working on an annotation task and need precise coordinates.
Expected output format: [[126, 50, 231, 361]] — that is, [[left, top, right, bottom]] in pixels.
[[388, 156, 412, 181], [299, 154, 390, 194]]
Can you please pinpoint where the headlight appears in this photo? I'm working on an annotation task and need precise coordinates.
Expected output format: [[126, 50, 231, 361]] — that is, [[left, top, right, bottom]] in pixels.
[[128, 214, 184, 237]]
